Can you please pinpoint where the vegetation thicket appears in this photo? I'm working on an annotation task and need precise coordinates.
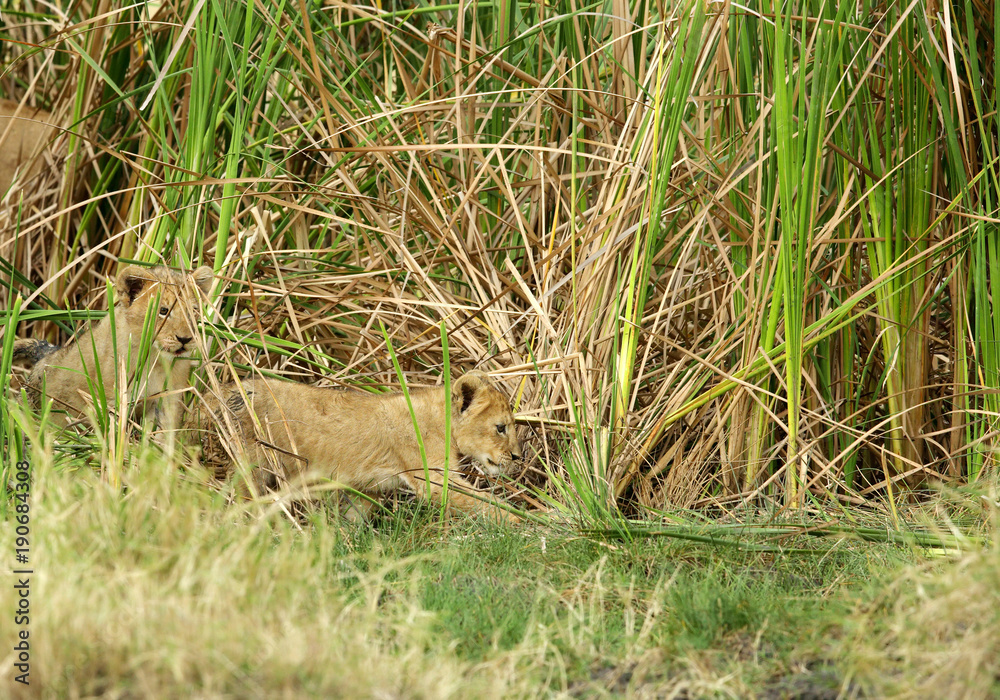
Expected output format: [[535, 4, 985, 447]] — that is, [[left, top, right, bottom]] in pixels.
[[2, 0, 999, 697]]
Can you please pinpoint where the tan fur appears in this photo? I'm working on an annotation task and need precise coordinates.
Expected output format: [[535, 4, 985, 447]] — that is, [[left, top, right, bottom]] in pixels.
[[0, 98, 58, 197], [194, 371, 523, 521], [18, 265, 213, 428]]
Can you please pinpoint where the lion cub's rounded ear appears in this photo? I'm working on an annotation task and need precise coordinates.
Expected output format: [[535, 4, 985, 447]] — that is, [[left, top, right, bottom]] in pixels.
[[115, 265, 154, 307], [452, 371, 490, 413], [190, 266, 214, 295]]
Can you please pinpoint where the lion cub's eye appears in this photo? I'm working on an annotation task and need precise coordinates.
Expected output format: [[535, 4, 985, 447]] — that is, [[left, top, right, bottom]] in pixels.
[[496, 424, 506, 435], [159, 306, 169, 317]]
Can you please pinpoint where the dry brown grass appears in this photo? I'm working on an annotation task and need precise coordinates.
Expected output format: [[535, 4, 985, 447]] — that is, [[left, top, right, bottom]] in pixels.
[[0, 445, 500, 698], [846, 527, 1000, 697]]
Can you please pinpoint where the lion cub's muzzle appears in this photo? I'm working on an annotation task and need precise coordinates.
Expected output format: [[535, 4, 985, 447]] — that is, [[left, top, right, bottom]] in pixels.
[[482, 450, 522, 476], [161, 335, 195, 357]]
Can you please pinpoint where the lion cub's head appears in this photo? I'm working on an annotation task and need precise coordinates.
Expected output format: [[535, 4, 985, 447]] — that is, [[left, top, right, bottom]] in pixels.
[[114, 265, 213, 358], [451, 371, 522, 475]]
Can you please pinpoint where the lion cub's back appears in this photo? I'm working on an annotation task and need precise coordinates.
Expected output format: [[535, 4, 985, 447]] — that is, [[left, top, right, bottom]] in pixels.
[[218, 378, 400, 449], [224, 378, 375, 421], [214, 378, 401, 479]]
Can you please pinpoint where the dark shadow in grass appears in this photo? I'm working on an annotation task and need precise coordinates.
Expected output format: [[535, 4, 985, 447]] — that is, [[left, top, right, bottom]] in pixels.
[[758, 665, 865, 700]]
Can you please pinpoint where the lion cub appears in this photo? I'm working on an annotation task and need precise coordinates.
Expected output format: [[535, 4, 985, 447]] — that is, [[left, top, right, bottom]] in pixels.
[[196, 371, 523, 521], [0, 98, 58, 198], [14, 265, 213, 429]]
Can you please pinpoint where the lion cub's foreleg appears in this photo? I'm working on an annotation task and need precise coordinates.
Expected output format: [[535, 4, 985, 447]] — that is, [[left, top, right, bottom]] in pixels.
[[394, 463, 516, 523]]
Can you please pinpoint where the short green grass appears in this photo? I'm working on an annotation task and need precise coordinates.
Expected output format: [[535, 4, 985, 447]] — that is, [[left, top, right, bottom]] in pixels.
[[8, 438, 985, 699]]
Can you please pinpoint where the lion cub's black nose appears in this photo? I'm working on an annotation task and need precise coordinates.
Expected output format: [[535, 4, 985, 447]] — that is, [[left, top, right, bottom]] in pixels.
[[512, 452, 523, 462], [177, 336, 192, 345]]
